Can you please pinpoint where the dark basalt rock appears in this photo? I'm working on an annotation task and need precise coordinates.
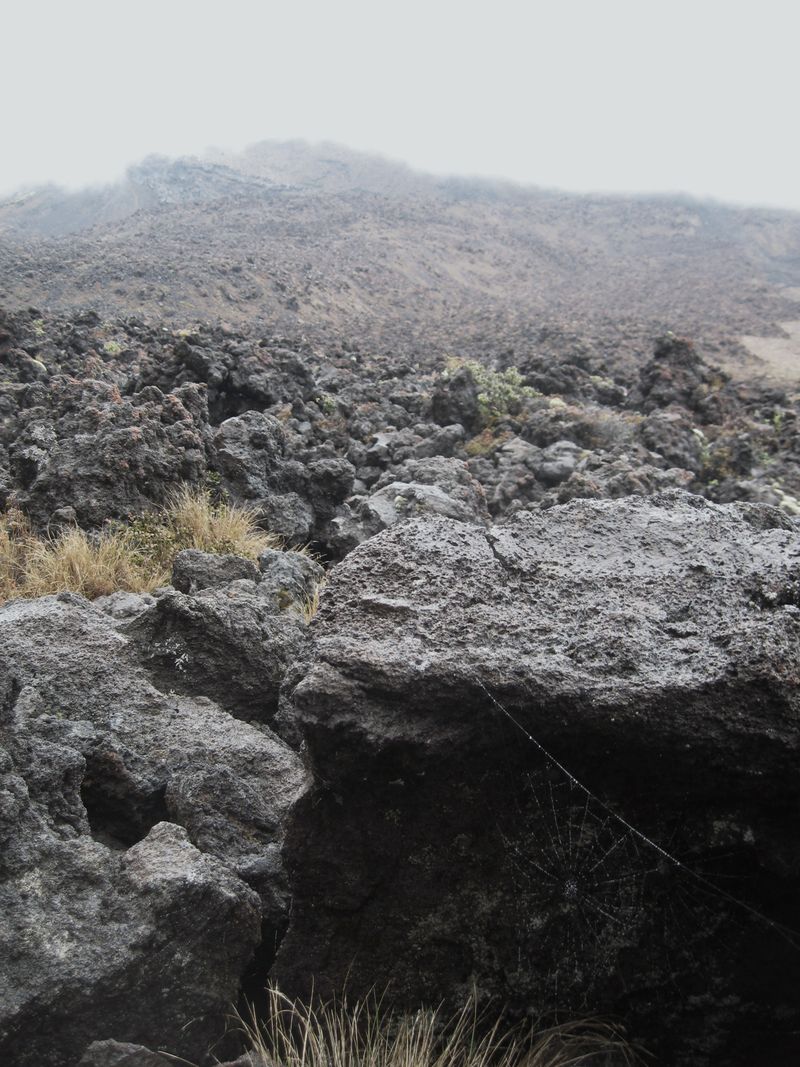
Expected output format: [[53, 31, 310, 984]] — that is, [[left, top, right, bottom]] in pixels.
[[172, 548, 261, 592], [631, 334, 731, 421], [8, 379, 210, 526], [0, 595, 308, 1065], [126, 574, 313, 724], [0, 805, 260, 1067], [431, 365, 482, 433], [2, 308, 800, 1064], [212, 411, 355, 544], [2, 309, 799, 548], [274, 492, 800, 1066]]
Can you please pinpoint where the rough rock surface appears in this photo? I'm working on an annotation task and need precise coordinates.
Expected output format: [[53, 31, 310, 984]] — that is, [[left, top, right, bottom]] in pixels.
[[0, 594, 308, 1065], [9, 379, 210, 526], [0, 796, 260, 1067], [275, 492, 800, 1066], [3, 310, 799, 556], [3, 306, 800, 1066], [213, 410, 355, 543], [78, 1042, 177, 1067], [172, 548, 261, 592], [126, 549, 320, 722]]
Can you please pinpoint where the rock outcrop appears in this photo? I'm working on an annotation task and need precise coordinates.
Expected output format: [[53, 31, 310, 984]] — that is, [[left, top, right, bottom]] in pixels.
[[3, 304, 800, 1066], [3, 309, 799, 553], [0, 593, 308, 1065], [275, 492, 800, 1066]]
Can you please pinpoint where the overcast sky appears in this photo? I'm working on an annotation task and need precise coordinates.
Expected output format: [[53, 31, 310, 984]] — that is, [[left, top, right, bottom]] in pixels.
[[2, 0, 798, 210]]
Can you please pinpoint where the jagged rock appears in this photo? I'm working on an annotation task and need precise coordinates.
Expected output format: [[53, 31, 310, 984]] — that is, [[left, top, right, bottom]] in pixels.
[[361, 481, 485, 533], [126, 580, 311, 722], [639, 408, 706, 473], [410, 423, 465, 459], [304, 456, 356, 523], [533, 438, 581, 486], [328, 457, 490, 551], [212, 412, 354, 544], [7, 380, 209, 526], [94, 590, 157, 620], [275, 493, 800, 1066], [0, 800, 260, 1067], [0, 594, 308, 1066], [258, 490, 315, 543], [257, 548, 325, 616], [431, 366, 482, 432], [543, 455, 695, 505], [172, 548, 260, 592], [214, 411, 288, 500], [372, 458, 489, 519], [631, 334, 731, 421]]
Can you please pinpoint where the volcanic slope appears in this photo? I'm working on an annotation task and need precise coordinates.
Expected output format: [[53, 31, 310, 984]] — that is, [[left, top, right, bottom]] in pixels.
[[1, 142, 799, 379]]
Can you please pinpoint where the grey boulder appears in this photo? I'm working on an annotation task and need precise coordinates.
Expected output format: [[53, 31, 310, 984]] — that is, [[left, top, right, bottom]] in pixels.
[[0, 593, 308, 1065], [275, 492, 800, 1066]]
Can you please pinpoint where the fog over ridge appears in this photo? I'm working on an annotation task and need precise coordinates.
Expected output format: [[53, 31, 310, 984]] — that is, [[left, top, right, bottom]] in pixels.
[[3, 0, 799, 211]]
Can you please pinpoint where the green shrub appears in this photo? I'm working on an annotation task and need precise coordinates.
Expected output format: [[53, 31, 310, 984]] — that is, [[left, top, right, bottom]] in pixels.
[[446, 359, 539, 425]]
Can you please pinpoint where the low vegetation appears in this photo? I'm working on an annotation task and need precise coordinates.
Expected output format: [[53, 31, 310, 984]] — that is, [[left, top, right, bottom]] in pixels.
[[234, 987, 644, 1067], [0, 486, 281, 604], [446, 359, 539, 426], [464, 428, 512, 458]]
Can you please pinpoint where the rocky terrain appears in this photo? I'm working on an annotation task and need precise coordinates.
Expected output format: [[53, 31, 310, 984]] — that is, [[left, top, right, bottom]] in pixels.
[[1, 143, 800, 380], [2, 146, 800, 1067]]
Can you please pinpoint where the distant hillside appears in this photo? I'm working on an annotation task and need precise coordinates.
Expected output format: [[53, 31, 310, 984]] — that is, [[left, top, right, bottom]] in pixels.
[[1, 141, 799, 378]]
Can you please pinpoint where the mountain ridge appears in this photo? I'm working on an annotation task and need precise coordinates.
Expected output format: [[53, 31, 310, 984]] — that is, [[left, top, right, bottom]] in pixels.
[[1, 140, 799, 380]]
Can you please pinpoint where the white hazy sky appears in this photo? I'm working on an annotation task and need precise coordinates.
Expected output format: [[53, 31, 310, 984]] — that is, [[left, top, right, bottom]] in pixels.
[[2, 0, 799, 210]]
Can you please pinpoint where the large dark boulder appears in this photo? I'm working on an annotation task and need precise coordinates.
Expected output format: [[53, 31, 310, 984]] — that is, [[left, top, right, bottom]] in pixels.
[[212, 412, 355, 544], [274, 492, 800, 1066]]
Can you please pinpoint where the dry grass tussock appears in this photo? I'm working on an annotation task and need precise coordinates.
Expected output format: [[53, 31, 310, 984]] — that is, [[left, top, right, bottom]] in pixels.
[[301, 579, 326, 624], [0, 487, 285, 605], [228, 987, 645, 1067]]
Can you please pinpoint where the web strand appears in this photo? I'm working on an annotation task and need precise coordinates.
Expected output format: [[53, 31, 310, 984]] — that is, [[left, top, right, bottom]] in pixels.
[[474, 675, 800, 950]]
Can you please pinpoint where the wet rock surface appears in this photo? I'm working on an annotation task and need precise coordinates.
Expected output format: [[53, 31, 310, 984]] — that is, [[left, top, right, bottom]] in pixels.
[[275, 493, 800, 1066]]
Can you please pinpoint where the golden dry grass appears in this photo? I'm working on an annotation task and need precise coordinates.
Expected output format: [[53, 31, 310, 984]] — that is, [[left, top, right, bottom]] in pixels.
[[231, 987, 645, 1067], [20, 526, 163, 600], [163, 486, 281, 560], [301, 579, 326, 624], [0, 487, 288, 605]]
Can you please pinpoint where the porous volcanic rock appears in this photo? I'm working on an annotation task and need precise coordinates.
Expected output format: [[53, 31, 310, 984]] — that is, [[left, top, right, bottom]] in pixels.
[[212, 410, 355, 543], [630, 334, 732, 421], [275, 491, 800, 1066], [126, 558, 318, 722], [8, 379, 210, 526], [0, 792, 260, 1067], [0, 594, 308, 1065]]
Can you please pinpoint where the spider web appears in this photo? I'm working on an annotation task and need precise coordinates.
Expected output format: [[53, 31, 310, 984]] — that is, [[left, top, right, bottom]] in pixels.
[[501, 769, 743, 1015]]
